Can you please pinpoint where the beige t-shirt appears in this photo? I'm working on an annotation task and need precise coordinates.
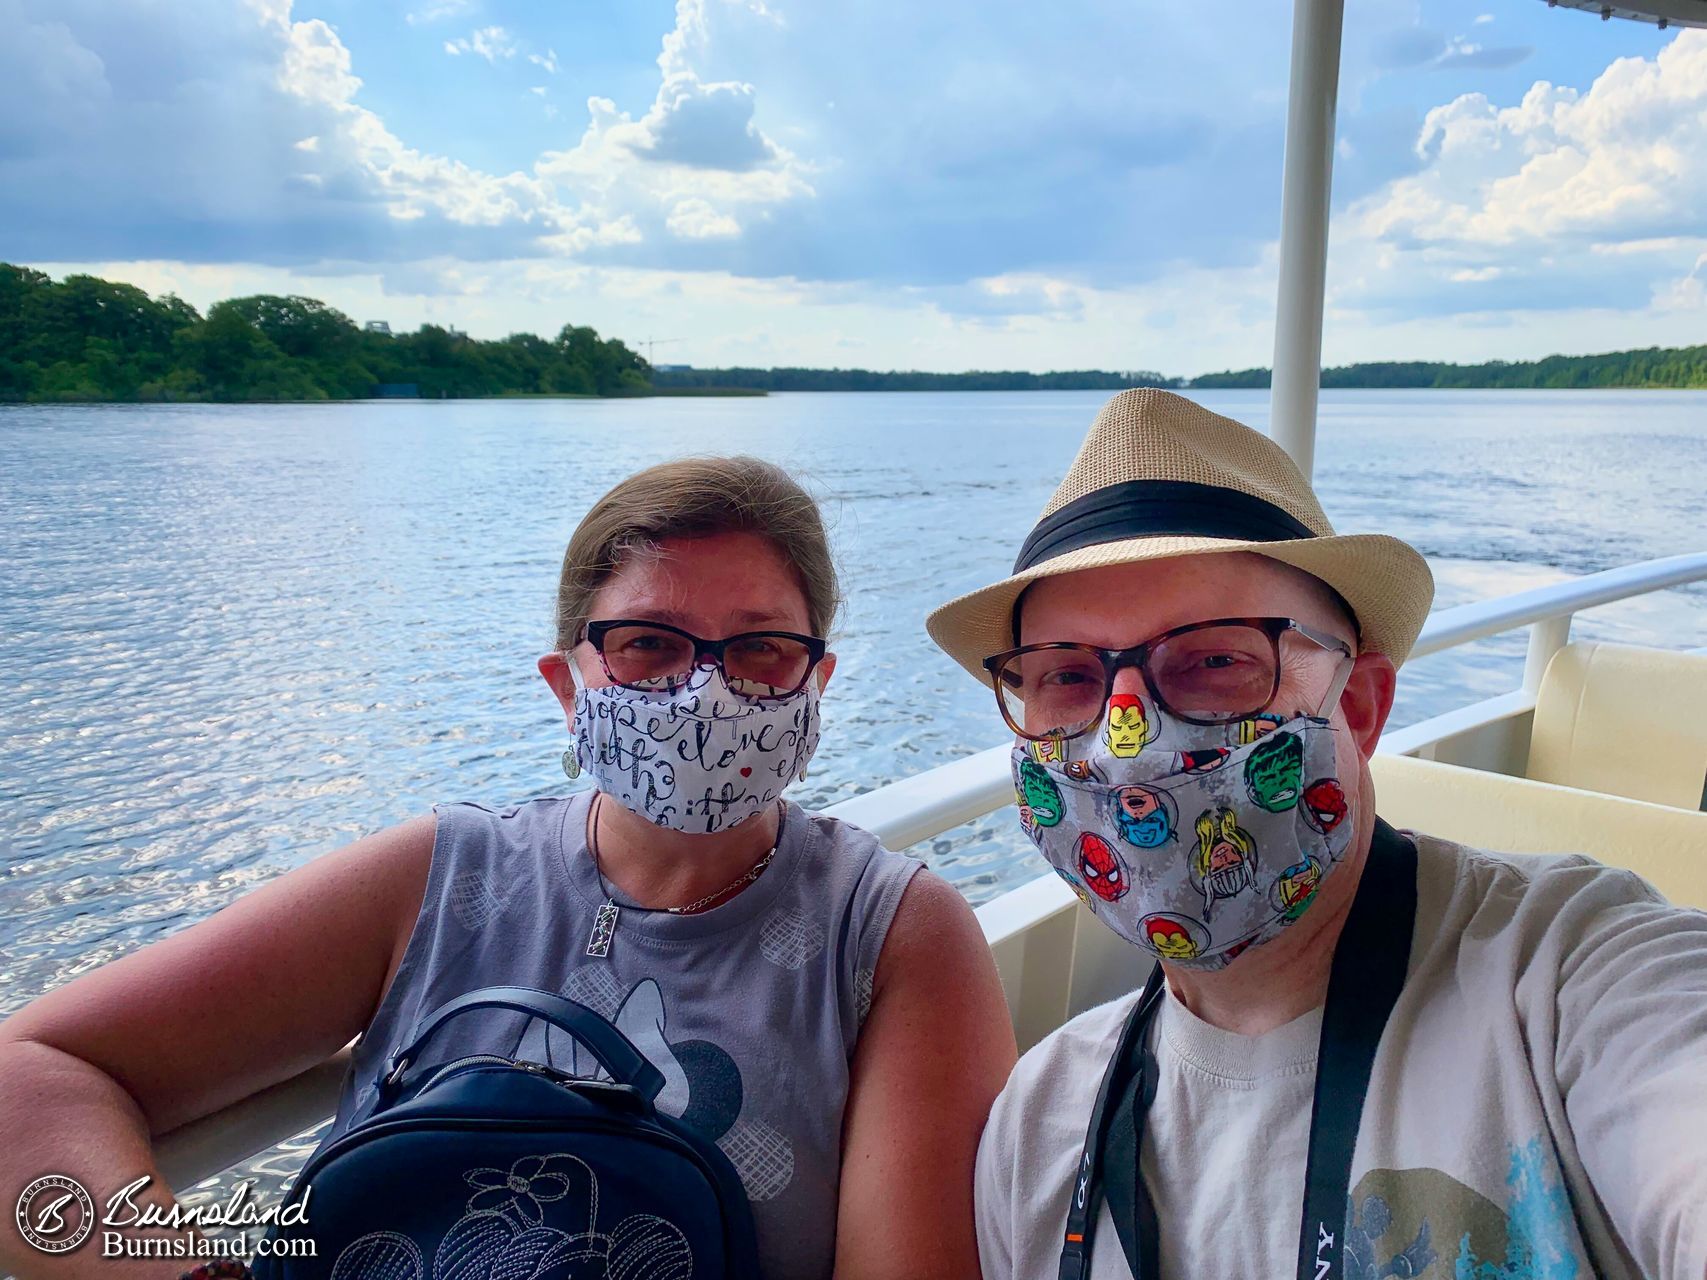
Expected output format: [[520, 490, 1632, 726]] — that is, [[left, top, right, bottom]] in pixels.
[[974, 830, 1707, 1279]]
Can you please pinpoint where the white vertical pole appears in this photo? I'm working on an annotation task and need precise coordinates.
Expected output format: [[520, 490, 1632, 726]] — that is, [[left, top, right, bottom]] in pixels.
[[1269, 0, 1346, 480], [1522, 615, 1574, 695]]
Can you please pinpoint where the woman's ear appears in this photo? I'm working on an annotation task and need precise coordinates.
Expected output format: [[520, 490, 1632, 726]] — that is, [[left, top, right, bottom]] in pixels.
[[814, 651, 837, 695], [538, 652, 577, 730], [1337, 652, 1396, 759]]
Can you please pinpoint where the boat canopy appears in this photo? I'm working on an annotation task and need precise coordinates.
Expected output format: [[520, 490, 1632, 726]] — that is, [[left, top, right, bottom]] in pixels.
[[1543, 0, 1707, 29]]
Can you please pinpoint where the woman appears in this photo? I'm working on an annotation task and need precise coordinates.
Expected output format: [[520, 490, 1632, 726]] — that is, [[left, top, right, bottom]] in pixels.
[[0, 456, 1017, 1280]]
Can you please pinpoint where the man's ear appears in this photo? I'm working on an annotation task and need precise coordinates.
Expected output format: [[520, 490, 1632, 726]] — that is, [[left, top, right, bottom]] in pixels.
[[814, 652, 837, 695], [538, 652, 577, 730], [1337, 652, 1396, 758]]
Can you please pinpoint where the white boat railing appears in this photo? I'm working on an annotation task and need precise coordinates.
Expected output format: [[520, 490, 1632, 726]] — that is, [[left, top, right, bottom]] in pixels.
[[154, 551, 1707, 1191], [1384, 551, 1707, 761]]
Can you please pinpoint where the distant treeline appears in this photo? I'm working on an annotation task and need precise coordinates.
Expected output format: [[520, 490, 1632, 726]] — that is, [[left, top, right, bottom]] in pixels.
[[649, 367, 1179, 392], [1191, 348, 1707, 390], [6, 263, 1704, 401], [0, 263, 649, 402], [655, 348, 1707, 392]]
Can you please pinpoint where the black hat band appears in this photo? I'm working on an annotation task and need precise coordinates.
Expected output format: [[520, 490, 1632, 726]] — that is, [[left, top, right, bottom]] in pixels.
[[1012, 479, 1318, 574]]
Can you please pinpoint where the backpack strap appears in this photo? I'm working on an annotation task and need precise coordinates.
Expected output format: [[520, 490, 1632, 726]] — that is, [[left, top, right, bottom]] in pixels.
[[377, 985, 665, 1106]]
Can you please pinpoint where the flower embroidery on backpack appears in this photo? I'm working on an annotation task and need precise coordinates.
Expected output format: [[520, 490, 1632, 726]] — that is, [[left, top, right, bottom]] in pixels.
[[463, 1155, 576, 1225]]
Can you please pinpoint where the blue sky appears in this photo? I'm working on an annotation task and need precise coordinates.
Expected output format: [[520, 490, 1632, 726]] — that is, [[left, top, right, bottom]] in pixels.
[[6, 0, 1704, 374]]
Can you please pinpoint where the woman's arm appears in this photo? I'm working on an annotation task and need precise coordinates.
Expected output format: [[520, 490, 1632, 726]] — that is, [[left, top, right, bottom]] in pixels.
[[834, 870, 1018, 1280], [0, 815, 437, 1280]]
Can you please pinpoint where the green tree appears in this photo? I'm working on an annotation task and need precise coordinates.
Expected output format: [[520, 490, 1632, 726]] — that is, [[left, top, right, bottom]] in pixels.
[[0, 264, 53, 398], [7, 273, 200, 398], [219, 295, 358, 361], [557, 323, 649, 394], [177, 304, 322, 401]]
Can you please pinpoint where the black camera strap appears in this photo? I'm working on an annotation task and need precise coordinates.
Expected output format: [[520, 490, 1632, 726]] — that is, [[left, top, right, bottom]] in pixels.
[[1057, 818, 1418, 1280]]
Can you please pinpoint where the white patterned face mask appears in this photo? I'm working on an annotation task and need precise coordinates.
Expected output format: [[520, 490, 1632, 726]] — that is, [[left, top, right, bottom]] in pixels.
[[1013, 667, 1355, 970], [572, 665, 821, 835]]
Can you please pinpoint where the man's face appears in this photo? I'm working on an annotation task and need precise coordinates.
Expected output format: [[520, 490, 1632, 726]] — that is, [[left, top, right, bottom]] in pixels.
[[1017, 551, 1373, 781]]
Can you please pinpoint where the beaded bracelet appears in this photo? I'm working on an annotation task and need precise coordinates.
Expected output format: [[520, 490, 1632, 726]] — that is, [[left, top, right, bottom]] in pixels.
[[177, 1260, 253, 1280]]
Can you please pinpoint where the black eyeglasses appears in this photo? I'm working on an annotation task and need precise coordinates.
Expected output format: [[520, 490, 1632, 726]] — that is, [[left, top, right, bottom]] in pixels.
[[580, 619, 828, 700], [982, 616, 1352, 742]]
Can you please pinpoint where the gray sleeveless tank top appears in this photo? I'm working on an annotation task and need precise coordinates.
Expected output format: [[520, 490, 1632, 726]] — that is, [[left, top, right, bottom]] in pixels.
[[315, 788, 923, 1280]]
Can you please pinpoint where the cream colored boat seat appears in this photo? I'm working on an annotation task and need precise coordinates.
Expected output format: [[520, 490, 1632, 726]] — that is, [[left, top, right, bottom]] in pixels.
[[1527, 641, 1707, 811], [1370, 753, 1707, 910]]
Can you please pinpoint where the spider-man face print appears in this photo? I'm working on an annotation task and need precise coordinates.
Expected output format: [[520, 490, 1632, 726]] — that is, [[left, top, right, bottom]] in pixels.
[[1302, 778, 1349, 834], [1076, 832, 1131, 902]]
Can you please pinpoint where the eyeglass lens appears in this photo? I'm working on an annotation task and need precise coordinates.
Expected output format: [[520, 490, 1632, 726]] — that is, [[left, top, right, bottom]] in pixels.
[[597, 624, 814, 697], [996, 623, 1283, 737]]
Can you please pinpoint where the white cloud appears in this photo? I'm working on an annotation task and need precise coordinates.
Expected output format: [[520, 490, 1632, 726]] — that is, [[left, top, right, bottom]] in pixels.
[[1590, 236, 1707, 257], [406, 0, 475, 25], [1474, 12, 1494, 24], [444, 26, 516, 62], [666, 198, 741, 239], [1365, 20, 1531, 73], [531, 3, 814, 260], [737, 0, 784, 25], [282, 15, 362, 104], [527, 48, 559, 74], [0, 0, 648, 264], [637, 77, 778, 170], [1359, 32, 1707, 247], [1333, 30, 1707, 320], [1654, 253, 1707, 312], [923, 274, 1089, 323], [1433, 37, 1534, 70], [0, 0, 819, 270]]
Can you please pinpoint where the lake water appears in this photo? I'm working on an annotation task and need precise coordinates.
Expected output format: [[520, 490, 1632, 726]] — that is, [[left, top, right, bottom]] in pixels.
[[2, 388, 1705, 1198]]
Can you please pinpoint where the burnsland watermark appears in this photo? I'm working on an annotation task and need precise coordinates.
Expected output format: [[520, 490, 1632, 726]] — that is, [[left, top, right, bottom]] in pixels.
[[100, 1232, 318, 1261], [101, 1175, 315, 1260], [15, 1173, 316, 1260]]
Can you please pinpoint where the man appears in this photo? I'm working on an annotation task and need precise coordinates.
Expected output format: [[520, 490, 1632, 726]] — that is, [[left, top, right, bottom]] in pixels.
[[926, 389, 1707, 1279]]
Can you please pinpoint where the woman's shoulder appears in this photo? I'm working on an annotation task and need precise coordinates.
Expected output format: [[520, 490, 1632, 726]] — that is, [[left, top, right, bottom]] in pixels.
[[783, 803, 926, 969], [416, 794, 586, 920], [794, 801, 884, 852], [790, 802, 924, 889], [431, 792, 585, 850]]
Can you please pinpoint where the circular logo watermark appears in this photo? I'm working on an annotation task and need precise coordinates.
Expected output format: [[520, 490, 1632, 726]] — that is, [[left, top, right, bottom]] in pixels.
[[15, 1174, 96, 1254]]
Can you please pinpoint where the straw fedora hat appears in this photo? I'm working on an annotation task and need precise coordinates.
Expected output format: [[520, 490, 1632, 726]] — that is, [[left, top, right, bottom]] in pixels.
[[926, 388, 1435, 684]]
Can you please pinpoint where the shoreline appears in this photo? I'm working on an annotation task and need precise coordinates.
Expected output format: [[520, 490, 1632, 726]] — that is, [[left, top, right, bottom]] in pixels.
[[0, 387, 773, 406], [6, 384, 1707, 407]]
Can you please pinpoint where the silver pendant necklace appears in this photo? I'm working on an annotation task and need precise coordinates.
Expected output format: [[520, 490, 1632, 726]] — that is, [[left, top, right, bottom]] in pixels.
[[584, 794, 783, 959]]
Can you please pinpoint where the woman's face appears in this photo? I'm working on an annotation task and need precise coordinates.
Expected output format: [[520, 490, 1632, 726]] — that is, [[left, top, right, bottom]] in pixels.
[[539, 530, 835, 724]]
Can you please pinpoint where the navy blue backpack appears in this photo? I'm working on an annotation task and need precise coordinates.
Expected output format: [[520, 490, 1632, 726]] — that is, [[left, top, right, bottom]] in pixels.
[[250, 985, 760, 1280]]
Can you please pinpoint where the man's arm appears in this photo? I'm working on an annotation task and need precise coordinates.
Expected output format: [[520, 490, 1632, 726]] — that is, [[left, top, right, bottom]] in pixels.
[[1548, 863, 1707, 1279]]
